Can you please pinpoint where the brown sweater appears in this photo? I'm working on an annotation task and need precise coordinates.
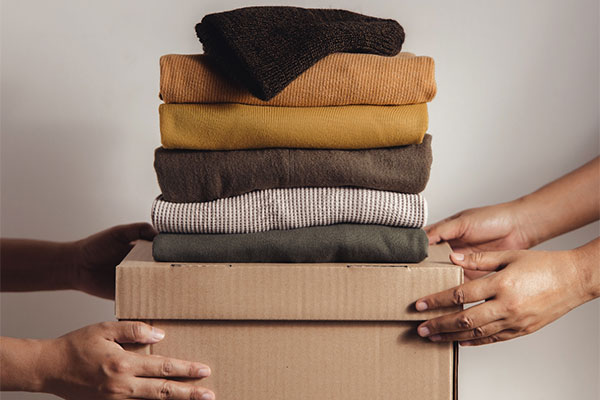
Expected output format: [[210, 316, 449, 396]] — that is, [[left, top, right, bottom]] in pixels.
[[154, 134, 433, 202], [159, 53, 436, 106]]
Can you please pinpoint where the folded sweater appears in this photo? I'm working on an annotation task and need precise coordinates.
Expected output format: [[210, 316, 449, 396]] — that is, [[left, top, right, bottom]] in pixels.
[[196, 6, 404, 100], [152, 224, 428, 263], [151, 188, 427, 234], [154, 134, 433, 203], [159, 53, 436, 106], [159, 103, 428, 150]]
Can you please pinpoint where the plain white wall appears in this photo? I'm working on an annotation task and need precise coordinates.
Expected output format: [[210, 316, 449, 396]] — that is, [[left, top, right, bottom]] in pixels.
[[1, 0, 598, 399]]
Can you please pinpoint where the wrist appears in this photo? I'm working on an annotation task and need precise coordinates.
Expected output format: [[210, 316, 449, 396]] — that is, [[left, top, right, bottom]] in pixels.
[[31, 339, 53, 393], [570, 238, 600, 302], [506, 197, 540, 249], [60, 240, 82, 292], [36, 337, 67, 396], [0, 338, 47, 392]]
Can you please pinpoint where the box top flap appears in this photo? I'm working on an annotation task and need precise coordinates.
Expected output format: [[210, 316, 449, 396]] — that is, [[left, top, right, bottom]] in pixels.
[[116, 241, 462, 321]]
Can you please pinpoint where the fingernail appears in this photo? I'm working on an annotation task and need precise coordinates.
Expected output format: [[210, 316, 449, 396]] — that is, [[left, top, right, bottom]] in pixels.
[[429, 334, 441, 342], [460, 341, 472, 346], [201, 392, 215, 400], [415, 301, 428, 311], [418, 326, 430, 337], [151, 327, 165, 341], [452, 252, 465, 261], [198, 367, 211, 377]]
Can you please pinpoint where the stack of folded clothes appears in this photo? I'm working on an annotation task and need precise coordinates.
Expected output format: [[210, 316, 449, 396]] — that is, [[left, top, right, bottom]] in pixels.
[[151, 6, 437, 263]]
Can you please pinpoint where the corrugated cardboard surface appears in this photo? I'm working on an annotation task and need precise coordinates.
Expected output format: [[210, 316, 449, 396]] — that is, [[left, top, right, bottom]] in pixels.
[[116, 241, 461, 321], [148, 321, 454, 400], [117, 241, 462, 400]]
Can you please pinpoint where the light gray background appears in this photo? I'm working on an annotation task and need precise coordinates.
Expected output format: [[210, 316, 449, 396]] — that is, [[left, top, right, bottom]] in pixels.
[[1, 0, 598, 399]]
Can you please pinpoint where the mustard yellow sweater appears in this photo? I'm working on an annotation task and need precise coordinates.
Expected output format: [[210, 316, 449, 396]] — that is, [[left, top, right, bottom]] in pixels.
[[159, 103, 428, 150]]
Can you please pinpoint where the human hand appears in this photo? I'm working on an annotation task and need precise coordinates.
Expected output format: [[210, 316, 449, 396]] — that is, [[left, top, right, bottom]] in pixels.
[[426, 200, 534, 253], [414, 248, 597, 346], [39, 321, 214, 400], [425, 201, 533, 280], [71, 223, 157, 299]]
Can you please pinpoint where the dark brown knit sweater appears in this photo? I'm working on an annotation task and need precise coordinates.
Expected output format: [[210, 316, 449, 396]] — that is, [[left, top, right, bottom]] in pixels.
[[196, 6, 405, 100]]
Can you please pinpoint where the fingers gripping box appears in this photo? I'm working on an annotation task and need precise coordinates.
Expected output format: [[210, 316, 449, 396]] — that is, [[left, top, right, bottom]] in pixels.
[[116, 241, 461, 400]]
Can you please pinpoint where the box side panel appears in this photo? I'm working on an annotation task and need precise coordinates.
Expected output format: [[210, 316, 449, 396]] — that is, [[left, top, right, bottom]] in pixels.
[[116, 265, 462, 321], [148, 321, 454, 400]]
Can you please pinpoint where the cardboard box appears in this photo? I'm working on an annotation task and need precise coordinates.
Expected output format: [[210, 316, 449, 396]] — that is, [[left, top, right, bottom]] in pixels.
[[116, 241, 462, 400]]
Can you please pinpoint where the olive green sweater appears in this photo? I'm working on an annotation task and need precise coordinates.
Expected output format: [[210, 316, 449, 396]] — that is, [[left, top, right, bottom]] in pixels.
[[152, 224, 428, 263]]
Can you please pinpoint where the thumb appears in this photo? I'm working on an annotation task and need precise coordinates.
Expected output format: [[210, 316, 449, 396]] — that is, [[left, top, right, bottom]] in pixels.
[[424, 216, 464, 245], [110, 223, 158, 245], [106, 321, 165, 344], [450, 251, 518, 271]]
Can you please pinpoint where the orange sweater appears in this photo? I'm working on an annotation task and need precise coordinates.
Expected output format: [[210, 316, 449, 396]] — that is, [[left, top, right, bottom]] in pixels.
[[160, 52, 436, 106]]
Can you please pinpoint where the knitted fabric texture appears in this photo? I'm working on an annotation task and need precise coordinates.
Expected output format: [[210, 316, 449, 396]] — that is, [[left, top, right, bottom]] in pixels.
[[152, 225, 428, 263], [151, 188, 428, 234], [195, 6, 404, 100], [159, 53, 436, 106], [159, 103, 427, 150], [154, 134, 433, 203]]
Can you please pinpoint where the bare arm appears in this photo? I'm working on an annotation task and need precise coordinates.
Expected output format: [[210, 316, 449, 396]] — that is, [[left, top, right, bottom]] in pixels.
[[0, 337, 46, 392], [0, 239, 76, 293], [518, 156, 600, 247], [0, 223, 156, 299]]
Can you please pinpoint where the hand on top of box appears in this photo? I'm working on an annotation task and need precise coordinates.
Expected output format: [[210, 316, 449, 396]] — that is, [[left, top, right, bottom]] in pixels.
[[424, 202, 532, 281], [71, 223, 157, 299]]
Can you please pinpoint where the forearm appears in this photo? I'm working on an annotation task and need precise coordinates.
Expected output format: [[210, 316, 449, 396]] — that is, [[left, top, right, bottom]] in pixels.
[[0, 239, 76, 292], [0, 337, 47, 392], [570, 237, 600, 301], [515, 157, 599, 247]]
